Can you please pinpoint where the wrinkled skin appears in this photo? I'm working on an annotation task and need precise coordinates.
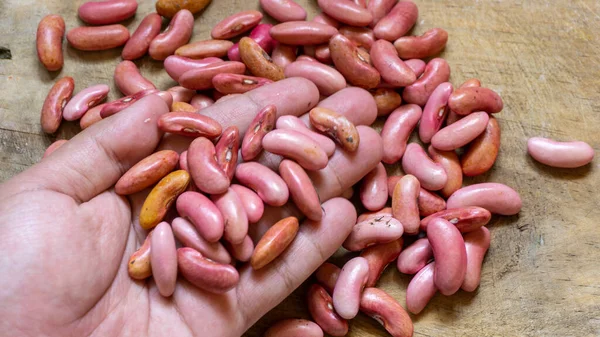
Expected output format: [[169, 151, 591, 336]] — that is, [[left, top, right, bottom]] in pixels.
[[0, 93, 379, 337]]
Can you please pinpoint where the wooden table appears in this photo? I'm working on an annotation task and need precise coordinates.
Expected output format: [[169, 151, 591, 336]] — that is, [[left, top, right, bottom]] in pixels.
[[1, 0, 599, 336]]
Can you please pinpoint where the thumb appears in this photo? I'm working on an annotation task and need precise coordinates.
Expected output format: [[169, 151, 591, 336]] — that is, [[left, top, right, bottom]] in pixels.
[[6, 94, 168, 203]]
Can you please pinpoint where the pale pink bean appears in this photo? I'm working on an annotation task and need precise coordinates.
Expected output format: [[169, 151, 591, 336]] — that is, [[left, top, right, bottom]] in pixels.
[[171, 217, 231, 264], [394, 28, 449, 59], [230, 184, 265, 223], [157, 112, 222, 138], [397, 238, 433, 274], [149, 9, 194, 61], [187, 137, 230, 194], [428, 218, 467, 296], [333, 257, 369, 320], [270, 21, 339, 45], [178, 61, 247, 90], [225, 235, 255, 262], [263, 130, 329, 171], [177, 247, 239, 294], [66, 24, 129, 51], [367, 0, 397, 27], [374, 1, 418, 41], [168, 86, 195, 103], [211, 188, 249, 245], [260, 0, 307, 22], [403, 58, 451, 106], [265, 319, 324, 337], [227, 23, 276, 62], [301, 87, 377, 127], [447, 183, 522, 215], [42, 139, 68, 159], [164, 56, 223, 82], [419, 82, 453, 143], [405, 59, 426, 77], [360, 162, 388, 211], [63, 84, 109, 121], [211, 10, 263, 40], [114, 60, 156, 96], [431, 111, 488, 151], [272, 44, 297, 68], [190, 94, 215, 110], [78, 0, 137, 25], [279, 159, 323, 221], [122, 13, 162, 60], [527, 137, 595, 168], [402, 143, 447, 191], [381, 104, 422, 164], [176, 191, 224, 243], [284, 61, 346, 96], [276, 116, 336, 157], [317, 0, 373, 26], [212, 73, 273, 95], [312, 13, 341, 29], [370, 39, 416, 87], [462, 227, 491, 292], [343, 216, 404, 251], [406, 262, 436, 314], [391, 174, 420, 235], [150, 222, 178, 297], [235, 162, 289, 206]]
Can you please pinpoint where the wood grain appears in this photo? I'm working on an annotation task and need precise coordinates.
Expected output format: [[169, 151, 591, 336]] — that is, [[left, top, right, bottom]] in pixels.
[[0, 0, 599, 336]]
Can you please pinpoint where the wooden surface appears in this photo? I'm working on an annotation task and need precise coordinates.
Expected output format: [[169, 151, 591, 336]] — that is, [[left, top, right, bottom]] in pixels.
[[1, 0, 599, 336]]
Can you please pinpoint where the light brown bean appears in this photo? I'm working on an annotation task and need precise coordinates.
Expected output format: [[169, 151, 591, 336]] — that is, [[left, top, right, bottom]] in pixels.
[[36, 15, 65, 71], [360, 238, 403, 287], [272, 44, 297, 68], [428, 146, 463, 198], [251, 216, 299, 270], [128, 231, 153, 280], [156, 0, 211, 18], [139, 170, 190, 230], [175, 39, 233, 59], [371, 88, 402, 116], [461, 116, 501, 176], [394, 28, 448, 59], [309, 107, 360, 152]]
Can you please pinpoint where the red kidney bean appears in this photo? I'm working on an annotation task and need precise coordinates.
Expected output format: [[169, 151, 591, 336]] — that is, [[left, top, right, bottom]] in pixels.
[[527, 137, 594, 168], [67, 24, 129, 51], [228, 23, 276, 62], [265, 319, 324, 337], [177, 247, 239, 293], [149, 9, 194, 60], [176, 39, 233, 59], [78, 0, 137, 25], [339, 26, 375, 50], [406, 262, 436, 314], [329, 34, 381, 89], [318, 0, 373, 26], [151, 222, 178, 297], [263, 129, 329, 171], [370, 39, 416, 87], [157, 112, 222, 138], [212, 73, 273, 94], [212, 188, 249, 245], [374, 1, 418, 41], [367, 0, 397, 27], [114, 60, 156, 96], [211, 10, 263, 39], [190, 94, 215, 110], [402, 143, 448, 191], [448, 87, 503, 115], [272, 43, 297, 68], [420, 206, 491, 233], [224, 235, 255, 262], [164, 56, 223, 82], [428, 146, 463, 198], [381, 104, 422, 164], [403, 58, 450, 106], [187, 137, 230, 194], [462, 227, 491, 292], [404, 58, 426, 77], [279, 159, 323, 221], [360, 288, 413, 337], [333, 257, 369, 319], [215, 126, 240, 180], [241, 104, 276, 161], [260, 0, 307, 22], [230, 184, 265, 223], [447, 183, 522, 215], [171, 217, 231, 264], [419, 82, 453, 143], [40, 77, 73, 133], [461, 116, 501, 176], [343, 215, 404, 251], [308, 284, 349, 336], [397, 238, 433, 274], [36, 15, 65, 71], [122, 13, 162, 60], [179, 61, 247, 90], [395, 27, 448, 58], [432, 111, 489, 151], [42, 139, 68, 159], [63, 84, 109, 121], [270, 22, 339, 45], [315, 262, 340, 294], [387, 175, 447, 216], [284, 61, 346, 96], [372, 88, 402, 116], [100, 89, 159, 118], [251, 216, 299, 269], [235, 162, 289, 206], [80, 103, 105, 129], [115, 150, 179, 195], [392, 174, 420, 235], [360, 162, 388, 211], [428, 218, 467, 295], [176, 191, 224, 243], [276, 116, 336, 157], [360, 238, 403, 287]]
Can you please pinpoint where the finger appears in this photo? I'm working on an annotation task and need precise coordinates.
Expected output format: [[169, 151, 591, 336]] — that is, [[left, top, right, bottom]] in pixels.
[[236, 198, 358, 328], [9, 95, 168, 203]]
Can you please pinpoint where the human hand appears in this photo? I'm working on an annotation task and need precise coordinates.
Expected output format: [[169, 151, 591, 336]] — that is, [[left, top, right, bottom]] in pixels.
[[0, 78, 382, 337]]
